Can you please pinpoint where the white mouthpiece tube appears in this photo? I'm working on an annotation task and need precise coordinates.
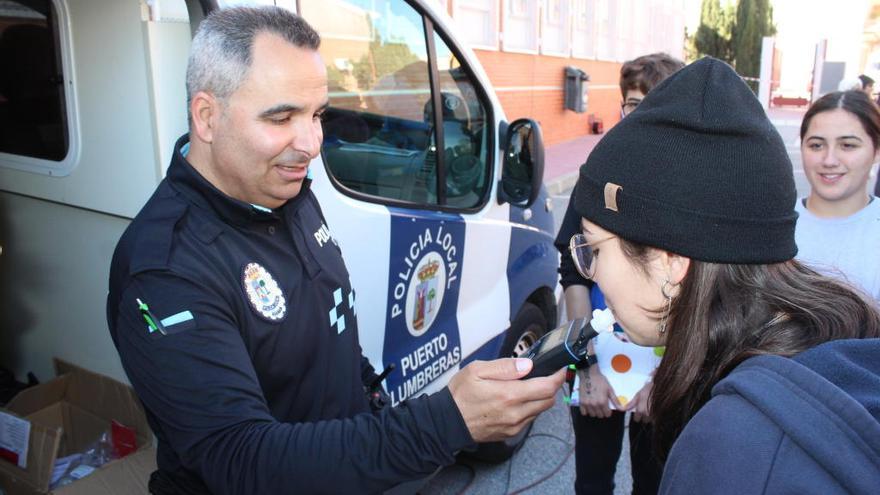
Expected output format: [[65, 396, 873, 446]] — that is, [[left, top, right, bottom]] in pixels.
[[590, 308, 615, 333]]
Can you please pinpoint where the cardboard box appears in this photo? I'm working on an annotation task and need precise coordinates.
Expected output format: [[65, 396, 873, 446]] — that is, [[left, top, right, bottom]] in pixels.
[[0, 359, 155, 495]]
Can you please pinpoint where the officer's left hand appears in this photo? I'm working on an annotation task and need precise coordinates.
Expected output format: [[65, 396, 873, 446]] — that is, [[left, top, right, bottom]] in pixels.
[[447, 358, 565, 443]]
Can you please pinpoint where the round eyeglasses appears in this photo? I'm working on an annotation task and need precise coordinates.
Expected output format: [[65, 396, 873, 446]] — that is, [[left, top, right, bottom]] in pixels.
[[569, 233, 616, 280], [621, 99, 642, 116]]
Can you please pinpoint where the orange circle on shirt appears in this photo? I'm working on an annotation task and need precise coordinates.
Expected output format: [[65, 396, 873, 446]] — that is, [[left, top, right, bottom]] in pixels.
[[611, 354, 632, 373]]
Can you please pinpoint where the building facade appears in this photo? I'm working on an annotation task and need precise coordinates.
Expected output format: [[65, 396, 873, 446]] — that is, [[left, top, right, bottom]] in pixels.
[[437, 0, 687, 145]]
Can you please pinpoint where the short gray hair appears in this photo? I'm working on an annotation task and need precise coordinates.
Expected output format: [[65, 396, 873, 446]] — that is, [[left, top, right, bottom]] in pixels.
[[186, 6, 320, 110]]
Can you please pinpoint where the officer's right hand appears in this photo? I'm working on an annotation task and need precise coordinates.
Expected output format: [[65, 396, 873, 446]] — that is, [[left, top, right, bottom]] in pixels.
[[447, 358, 565, 443]]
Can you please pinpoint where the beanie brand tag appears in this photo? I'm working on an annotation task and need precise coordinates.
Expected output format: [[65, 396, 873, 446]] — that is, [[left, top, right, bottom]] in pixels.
[[604, 183, 622, 212]]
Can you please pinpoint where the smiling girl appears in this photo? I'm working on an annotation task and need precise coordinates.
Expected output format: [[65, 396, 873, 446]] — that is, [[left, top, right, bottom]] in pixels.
[[795, 90, 880, 301]]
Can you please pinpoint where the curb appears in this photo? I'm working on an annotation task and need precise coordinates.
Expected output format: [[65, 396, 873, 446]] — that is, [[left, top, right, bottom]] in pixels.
[[545, 170, 580, 196]]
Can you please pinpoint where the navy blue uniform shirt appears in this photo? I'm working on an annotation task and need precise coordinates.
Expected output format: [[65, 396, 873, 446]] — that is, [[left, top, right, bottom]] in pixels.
[[107, 135, 474, 495]]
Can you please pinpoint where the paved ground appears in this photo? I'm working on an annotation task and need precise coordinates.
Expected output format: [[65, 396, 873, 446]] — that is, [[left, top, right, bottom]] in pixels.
[[422, 389, 634, 495], [422, 105, 813, 495]]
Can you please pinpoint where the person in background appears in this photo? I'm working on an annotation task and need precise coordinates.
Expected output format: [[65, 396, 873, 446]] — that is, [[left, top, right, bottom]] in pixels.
[[555, 52, 683, 495], [796, 90, 880, 301], [570, 56, 880, 494], [858, 74, 875, 98]]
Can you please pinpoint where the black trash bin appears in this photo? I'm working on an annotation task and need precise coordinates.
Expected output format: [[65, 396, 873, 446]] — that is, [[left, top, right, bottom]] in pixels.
[[563, 66, 589, 113]]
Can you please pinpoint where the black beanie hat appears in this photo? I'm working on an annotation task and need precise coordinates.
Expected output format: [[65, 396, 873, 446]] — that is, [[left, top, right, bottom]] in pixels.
[[573, 57, 798, 263]]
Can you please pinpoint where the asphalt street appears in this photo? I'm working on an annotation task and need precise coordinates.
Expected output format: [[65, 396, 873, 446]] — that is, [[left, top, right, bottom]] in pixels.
[[421, 389, 583, 495]]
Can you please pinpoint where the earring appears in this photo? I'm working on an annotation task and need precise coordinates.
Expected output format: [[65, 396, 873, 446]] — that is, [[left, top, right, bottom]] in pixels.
[[659, 279, 675, 335]]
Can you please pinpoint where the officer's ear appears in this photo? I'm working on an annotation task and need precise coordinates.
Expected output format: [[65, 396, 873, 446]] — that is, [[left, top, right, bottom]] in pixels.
[[190, 90, 220, 144]]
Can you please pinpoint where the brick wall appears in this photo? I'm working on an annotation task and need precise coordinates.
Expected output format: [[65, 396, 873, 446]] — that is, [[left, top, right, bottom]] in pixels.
[[473, 49, 624, 146]]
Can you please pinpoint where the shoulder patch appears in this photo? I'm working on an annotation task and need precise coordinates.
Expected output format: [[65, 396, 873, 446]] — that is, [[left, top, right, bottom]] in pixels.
[[242, 262, 287, 321]]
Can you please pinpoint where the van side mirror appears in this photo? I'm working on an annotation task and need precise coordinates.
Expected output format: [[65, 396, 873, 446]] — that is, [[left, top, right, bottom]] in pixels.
[[498, 119, 544, 208]]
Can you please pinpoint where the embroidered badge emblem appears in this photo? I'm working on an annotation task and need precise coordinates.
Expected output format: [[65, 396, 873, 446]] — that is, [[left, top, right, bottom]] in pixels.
[[406, 252, 446, 337], [242, 262, 286, 321]]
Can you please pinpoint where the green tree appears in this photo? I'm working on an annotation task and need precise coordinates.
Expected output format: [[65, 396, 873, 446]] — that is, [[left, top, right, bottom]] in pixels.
[[353, 40, 419, 90], [684, 27, 698, 63], [694, 0, 728, 61], [692, 0, 737, 63], [731, 0, 776, 91], [351, 20, 420, 91]]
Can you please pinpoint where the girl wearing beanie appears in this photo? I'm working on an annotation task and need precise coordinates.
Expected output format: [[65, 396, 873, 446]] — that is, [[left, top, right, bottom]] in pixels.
[[556, 52, 684, 495], [795, 90, 880, 301], [570, 58, 880, 494]]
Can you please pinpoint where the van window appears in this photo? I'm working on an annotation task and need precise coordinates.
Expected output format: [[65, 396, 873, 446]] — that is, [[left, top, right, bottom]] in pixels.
[[0, 0, 69, 162], [303, 0, 490, 209], [431, 30, 490, 209]]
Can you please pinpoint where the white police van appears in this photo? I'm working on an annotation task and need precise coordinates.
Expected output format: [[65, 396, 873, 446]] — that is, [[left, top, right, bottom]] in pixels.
[[0, 0, 559, 459]]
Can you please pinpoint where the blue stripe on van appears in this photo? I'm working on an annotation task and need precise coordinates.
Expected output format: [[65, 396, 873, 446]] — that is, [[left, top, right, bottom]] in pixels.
[[382, 208, 465, 406]]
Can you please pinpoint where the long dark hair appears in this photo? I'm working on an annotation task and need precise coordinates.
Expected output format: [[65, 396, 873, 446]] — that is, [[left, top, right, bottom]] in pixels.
[[800, 90, 880, 148], [618, 240, 880, 460]]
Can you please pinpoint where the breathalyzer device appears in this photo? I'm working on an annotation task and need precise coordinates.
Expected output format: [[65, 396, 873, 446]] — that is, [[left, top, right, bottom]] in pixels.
[[521, 309, 615, 379]]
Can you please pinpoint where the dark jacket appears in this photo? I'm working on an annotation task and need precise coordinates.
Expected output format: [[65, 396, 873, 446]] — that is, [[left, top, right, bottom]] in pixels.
[[554, 183, 593, 290], [660, 338, 880, 494], [107, 135, 473, 495]]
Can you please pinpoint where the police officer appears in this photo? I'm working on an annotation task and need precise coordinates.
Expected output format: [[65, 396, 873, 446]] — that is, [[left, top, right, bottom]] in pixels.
[[106, 6, 564, 495]]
